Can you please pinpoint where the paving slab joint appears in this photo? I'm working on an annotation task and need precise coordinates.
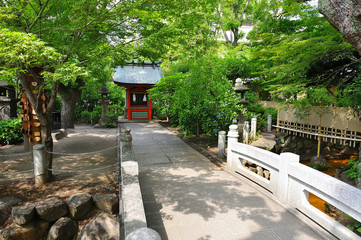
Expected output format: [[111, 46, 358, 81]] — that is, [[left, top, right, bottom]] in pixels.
[[120, 132, 161, 239]]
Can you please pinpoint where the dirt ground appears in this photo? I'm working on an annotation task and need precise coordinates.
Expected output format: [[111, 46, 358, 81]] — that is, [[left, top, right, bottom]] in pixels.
[[0, 124, 119, 206], [0, 121, 222, 205]]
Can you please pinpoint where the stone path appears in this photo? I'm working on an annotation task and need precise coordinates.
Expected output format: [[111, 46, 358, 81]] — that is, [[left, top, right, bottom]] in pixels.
[[125, 122, 330, 240]]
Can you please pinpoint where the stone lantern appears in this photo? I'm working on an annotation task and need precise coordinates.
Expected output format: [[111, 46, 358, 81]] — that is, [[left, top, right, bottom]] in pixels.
[[234, 78, 250, 134], [99, 84, 111, 125]]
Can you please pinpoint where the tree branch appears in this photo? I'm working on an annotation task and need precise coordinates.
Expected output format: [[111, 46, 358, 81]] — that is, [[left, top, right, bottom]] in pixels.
[[28, 0, 51, 30], [240, 0, 251, 23], [47, 81, 58, 117]]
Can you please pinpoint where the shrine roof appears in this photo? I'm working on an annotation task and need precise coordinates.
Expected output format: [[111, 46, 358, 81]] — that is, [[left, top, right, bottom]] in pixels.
[[113, 62, 162, 86], [0, 80, 8, 86]]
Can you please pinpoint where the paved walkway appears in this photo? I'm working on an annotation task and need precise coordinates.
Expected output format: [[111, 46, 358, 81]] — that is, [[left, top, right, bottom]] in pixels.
[[125, 122, 328, 240]]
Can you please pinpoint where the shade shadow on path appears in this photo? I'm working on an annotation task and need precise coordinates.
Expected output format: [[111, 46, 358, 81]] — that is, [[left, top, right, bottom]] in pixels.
[[126, 122, 328, 240]]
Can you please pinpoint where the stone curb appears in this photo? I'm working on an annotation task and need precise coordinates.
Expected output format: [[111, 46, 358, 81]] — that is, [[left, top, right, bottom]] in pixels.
[[120, 130, 161, 240]]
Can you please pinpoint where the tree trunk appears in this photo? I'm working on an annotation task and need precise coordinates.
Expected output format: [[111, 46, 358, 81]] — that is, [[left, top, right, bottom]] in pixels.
[[18, 68, 57, 181], [58, 83, 82, 129], [319, 0, 361, 55], [38, 114, 54, 180]]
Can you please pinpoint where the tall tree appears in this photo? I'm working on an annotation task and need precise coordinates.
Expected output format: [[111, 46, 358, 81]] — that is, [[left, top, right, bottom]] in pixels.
[[1, 0, 223, 128], [242, 0, 360, 108], [0, 0, 130, 128], [319, 0, 361, 55], [217, 0, 252, 47]]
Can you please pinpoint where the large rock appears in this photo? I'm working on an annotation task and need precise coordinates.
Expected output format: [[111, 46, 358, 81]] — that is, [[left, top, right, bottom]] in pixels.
[[11, 204, 35, 226], [0, 197, 22, 226], [93, 193, 118, 214], [0, 203, 11, 227], [36, 197, 68, 222], [340, 146, 355, 156], [250, 132, 277, 151], [310, 156, 327, 168], [78, 213, 119, 240], [0, 219, 49, 240], [0, 197, 22, 207], [304, 139, 313, 150], [47, 217, 77, 240], [282, 136, 292, 148], [67, 193, 93, 220]]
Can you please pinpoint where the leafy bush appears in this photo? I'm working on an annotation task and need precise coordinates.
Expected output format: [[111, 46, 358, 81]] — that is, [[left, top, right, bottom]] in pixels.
[[0, 118, 23, 145], [148, 73, 183, 122], [345, 158, 360, 179], [103, 120, 117, 128], [150, 55, 241, 136], [78, 105, 102, 124]]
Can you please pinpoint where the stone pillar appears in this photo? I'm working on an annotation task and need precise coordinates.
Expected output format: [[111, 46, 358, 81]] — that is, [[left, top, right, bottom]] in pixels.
[[227, 125, 239, 169], [243, 121, 249, 144], [227, 125, 239, 145], [277, 152, 300, 204], [251, 116, 257, 139], [267, 114, 272, 132], [99, 98, 110, 125], [120, 127, 132, 148], [33, 144, 47, 186], [218, 131, 226, 159]]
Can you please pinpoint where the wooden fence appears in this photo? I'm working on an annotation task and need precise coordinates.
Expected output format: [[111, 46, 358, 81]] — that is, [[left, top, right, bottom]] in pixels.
[[260, 101, 361, 147]]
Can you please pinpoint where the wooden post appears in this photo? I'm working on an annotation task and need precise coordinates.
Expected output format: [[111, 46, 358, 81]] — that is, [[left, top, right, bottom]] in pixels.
[[317, 108, 323, 158]]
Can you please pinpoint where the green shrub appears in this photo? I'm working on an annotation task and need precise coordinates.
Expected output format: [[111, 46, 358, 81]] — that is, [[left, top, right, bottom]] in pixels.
[[245, 92, 277, 129], [0, 118, 23, 145], [79, 111, 93, 123], [103, 120, 117, 128], [345, 158, 360, 179]]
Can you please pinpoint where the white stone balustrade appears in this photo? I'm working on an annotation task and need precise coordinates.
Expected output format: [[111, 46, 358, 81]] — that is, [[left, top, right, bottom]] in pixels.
[[226, 124, 361, 240]]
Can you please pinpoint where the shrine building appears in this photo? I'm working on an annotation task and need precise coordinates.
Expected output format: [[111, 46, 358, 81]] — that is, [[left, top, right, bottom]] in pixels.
[[113, 62, 162, 120]]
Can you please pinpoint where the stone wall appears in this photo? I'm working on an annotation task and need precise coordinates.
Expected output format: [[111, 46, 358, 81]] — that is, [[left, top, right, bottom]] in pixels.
[[273, 132, 358, 162], [0, 193, 119, 240]]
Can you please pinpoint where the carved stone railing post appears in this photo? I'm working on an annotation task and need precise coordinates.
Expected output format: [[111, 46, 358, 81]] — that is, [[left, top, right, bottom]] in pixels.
[[243, 121, 249, 143], [251, 116, 257, 139], [267, 114, 272, 132], [217, 131, 226, 159]]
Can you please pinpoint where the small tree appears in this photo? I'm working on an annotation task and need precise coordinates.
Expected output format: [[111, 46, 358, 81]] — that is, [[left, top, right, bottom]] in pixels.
[[0, 29, 84, 178]]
